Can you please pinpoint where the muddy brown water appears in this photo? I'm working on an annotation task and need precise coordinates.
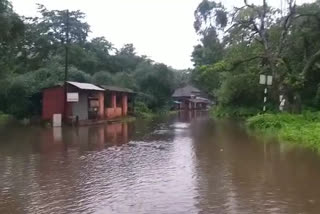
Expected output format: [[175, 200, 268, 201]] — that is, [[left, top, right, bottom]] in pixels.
[[1, 111, 320, 214]]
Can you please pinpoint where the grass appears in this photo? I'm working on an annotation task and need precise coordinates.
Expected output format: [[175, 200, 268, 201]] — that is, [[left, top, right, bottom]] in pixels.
[[0, 113, 14, 126], [135, 111, 155, 119], [134, 102, 178, 119], [135, 110, 178, 119], [247, 112, 320, 151], [210, 105, 260, 119]]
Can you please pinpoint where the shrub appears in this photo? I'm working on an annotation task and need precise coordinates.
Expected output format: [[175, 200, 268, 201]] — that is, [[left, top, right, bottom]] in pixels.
[[0, 113, 14, 126], [211, 105, 260, 119], [247, 112, 320, 151], [134, 101, 153, 118]]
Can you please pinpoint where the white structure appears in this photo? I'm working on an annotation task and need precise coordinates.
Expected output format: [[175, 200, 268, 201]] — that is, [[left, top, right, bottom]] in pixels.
[[259, 74, 273, 112], [53, 114, 62, 127]]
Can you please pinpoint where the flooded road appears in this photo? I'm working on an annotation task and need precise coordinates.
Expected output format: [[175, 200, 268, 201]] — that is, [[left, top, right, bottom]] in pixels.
[[1, 111, 320, 214]]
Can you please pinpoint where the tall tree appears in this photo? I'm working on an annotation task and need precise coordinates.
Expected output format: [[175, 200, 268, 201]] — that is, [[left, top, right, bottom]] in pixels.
[[192, 0, 320, 112], [36, 4, 90, 45], [0, 0, 24, 76]]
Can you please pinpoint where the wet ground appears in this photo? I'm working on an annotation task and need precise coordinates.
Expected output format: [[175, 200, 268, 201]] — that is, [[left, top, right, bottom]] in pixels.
[[1, 111, 320, 214]]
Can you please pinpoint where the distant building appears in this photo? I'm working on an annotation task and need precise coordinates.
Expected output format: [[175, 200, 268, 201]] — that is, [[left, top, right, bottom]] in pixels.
[[42, 81, 135, 125], [172, 85, 210, 110]]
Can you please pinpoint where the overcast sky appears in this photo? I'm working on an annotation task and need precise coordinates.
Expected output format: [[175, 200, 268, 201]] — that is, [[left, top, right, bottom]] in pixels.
[[11, 0, 314, 69]]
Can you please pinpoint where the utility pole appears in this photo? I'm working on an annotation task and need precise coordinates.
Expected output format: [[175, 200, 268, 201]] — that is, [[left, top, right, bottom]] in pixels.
[[259, 74, 273, 113], [263, 88, 268, 112], [64, 9, 70, 120], [65, 9, 70, 85]]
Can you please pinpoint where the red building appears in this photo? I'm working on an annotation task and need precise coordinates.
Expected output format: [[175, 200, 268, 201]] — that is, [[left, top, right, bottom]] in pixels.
[[100, 85, 135, 119], [42, 81, 134, 125]]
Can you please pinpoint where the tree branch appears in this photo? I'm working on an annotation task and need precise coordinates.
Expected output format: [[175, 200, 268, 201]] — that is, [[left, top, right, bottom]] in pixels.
[[228, 55, 264, 71], [277, 1, 296, 56], [244, 0, 254, 9], [302, 48, 320, 76]]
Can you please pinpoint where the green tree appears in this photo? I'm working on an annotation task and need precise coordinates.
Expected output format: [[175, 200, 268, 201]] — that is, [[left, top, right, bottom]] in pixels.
[[192, 0, 320, 113], [0, 2, 195, 117], [0, 0, 24, 77]]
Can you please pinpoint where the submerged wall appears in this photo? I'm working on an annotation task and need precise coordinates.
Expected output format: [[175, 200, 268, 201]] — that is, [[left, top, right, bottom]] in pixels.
[[105, 92, 128, 119]]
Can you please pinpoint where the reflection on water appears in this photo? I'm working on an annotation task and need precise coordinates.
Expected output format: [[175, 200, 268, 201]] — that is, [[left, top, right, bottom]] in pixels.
[[1, 111, 320, 213]]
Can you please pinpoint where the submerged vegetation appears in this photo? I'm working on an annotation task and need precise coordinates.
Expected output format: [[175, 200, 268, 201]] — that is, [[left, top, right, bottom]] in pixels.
[[134, 102, 177, 119], [210, 106, 260, 119], [247, 113, 320, 151], [134, 102, 155, 119]]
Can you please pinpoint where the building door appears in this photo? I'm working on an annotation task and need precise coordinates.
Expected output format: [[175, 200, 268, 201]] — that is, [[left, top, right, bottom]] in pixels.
[[88, 98, 99, 120], [73, 93, 89, 120]]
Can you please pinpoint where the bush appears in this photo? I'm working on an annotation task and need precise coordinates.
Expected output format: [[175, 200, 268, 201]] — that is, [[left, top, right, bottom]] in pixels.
[[0, 113, 14, 126], [218, 72, 261, 107], [247, 112, 320, 151], [134, 101, 153, 118], [4, 77, 33, 118], [211, 105, 260, 119]]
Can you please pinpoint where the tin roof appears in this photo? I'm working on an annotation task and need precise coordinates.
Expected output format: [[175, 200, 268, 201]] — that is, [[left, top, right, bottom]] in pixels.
[[172, 85, 201, 97], [188, 97, 210, 104], [100, 85, 135, 93], [67, 81, 105, 91]]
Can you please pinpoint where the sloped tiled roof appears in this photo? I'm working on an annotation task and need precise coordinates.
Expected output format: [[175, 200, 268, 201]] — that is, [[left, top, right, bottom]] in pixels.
[[101, 85, 135, 93], [172, 85, 201, 97]]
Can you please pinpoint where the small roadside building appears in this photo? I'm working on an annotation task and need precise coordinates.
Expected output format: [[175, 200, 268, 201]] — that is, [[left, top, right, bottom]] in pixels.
[[42, 81, 105, 123], [42, 81, 135, 125], [172, 85, 210, 110]]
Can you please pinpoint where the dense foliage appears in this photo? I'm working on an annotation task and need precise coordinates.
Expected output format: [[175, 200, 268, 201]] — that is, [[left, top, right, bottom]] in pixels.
[[0, 0, 190, 118], [192, 0, 320, 115], [247, 113, 320, 151]]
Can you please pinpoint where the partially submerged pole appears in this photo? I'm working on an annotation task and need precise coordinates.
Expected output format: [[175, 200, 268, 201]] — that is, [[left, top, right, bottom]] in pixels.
[[259, 74, 273, 113], [64, 10, 70, 120], [263, 88, 267, 112]]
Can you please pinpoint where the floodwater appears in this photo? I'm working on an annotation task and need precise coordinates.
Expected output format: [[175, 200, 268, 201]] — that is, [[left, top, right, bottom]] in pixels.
[[1, 111, 320, 214]]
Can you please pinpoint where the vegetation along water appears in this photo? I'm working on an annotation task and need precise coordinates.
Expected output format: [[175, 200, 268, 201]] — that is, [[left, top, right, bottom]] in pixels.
[[192, 0, 320, 150], [247, 112, 320, 151], [2, 0, 320, 213], [1, 0, 320, 144]]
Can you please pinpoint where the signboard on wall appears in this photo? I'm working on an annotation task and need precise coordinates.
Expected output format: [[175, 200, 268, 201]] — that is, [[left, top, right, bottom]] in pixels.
[[67, 93, 79, 102]]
